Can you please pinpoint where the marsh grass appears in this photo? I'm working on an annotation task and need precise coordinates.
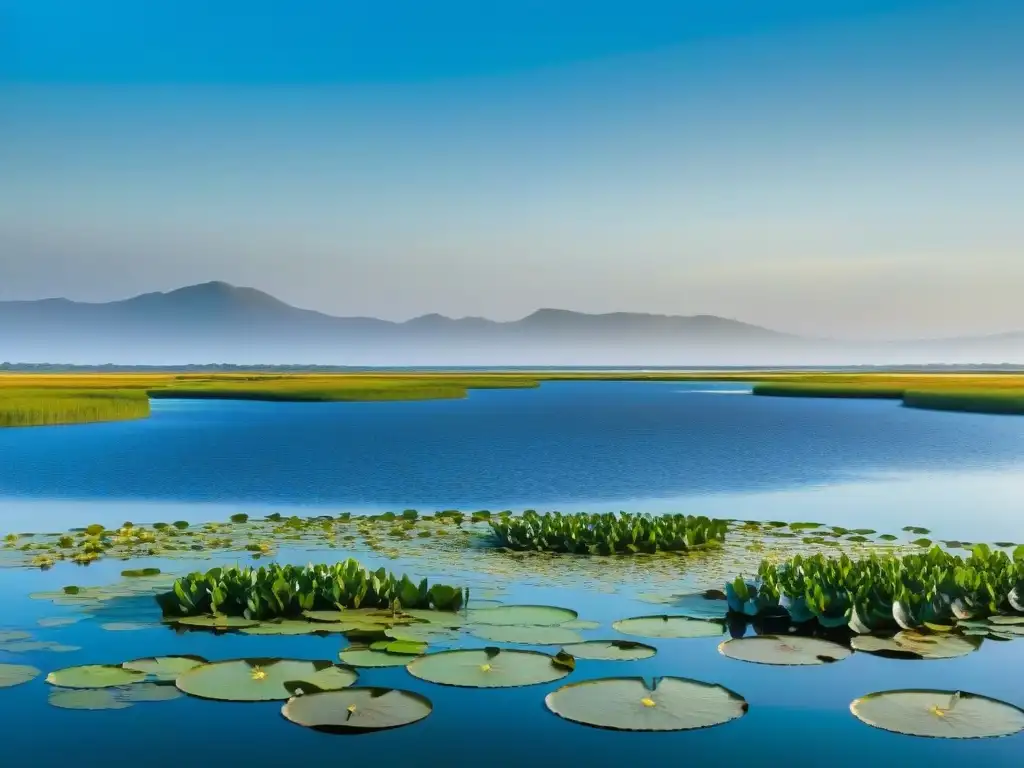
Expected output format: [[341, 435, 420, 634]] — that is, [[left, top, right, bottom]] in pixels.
[[753, 381, 1024, 415], [4, 371, 1024, 425], [0, 389, 150, 428], [752, 383, 905, 399]]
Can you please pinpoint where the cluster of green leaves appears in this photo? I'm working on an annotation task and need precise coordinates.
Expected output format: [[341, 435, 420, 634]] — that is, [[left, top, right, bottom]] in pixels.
[[490, 511, 728, 555], [156, 560, 464, 620], [729, 545, 1024, 631]]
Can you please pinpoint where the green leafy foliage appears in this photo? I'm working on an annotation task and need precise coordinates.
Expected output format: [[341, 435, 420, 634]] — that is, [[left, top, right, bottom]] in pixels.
[[156, 559, 463, 619], [489, 511, 728, 555], [733, 545, 1024, 631]]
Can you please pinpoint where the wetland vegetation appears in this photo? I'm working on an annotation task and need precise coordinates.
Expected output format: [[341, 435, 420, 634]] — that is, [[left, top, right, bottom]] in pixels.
[[490, 511, 728, 554], [3, 507, 1024, 746], [4, 369, 1024, 427]]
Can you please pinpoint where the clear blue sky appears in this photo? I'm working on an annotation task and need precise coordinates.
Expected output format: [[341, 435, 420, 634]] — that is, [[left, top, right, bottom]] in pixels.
[[1, 0, 1021, 340]]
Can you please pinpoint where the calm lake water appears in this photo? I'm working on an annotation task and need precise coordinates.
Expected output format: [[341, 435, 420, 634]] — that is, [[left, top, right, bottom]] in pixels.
[[1, 382, 1023, 765]]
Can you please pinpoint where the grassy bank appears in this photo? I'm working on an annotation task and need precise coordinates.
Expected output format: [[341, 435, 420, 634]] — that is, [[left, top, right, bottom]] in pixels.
[[753, 381, 1024, 416], [4, 371, 1024, 426], [752, 383, 905, 399], [0, 389, 151, 427]]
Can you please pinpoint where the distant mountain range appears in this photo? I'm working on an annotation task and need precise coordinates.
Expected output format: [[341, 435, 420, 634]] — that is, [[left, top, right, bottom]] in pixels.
[[1, 281, 1022, 365]]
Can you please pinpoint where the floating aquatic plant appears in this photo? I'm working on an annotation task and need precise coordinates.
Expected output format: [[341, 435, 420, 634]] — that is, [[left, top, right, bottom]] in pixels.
[[544, 677, 748, 731], [490, 511, 728, 555], [281, 687, 433, 733], [0, 663, 41, 688], [850, 690, 1024, 739], [718, 635, 852, 666], [612, 615, 725, 640], [731, 545, 1024, 633], [406, 647, 573, 688], [175, 658, 358, 702], [156, 560, 464, 620]]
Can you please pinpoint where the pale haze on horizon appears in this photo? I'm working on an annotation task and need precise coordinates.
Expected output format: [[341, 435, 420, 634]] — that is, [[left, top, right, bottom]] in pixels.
[[1, 0, 1022, 343]]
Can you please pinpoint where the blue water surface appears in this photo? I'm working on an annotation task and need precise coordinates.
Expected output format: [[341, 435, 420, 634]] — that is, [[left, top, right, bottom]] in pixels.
[[1, 381, 1024, 539], [1, 382, 1024, 765]]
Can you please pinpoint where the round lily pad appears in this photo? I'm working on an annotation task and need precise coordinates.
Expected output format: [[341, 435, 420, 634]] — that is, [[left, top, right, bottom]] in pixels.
[[240, 621, 332, 636], [467, 625, 585, 646], [719, 636, 851, 666], [174, 616, 259, 630], [48, 689, 133, 711], [385, 625, 458, 643], [118, 683, 184, 703], [851, 690, 1024, 739], [101, 622, 154, 632], [0, 640, 80, 653], [613, 616, 725, 640], [122, 656, 206, 682], [282, 687, 433, 733], [401, 610, 464, 628], [0, 663, 41, 688], [851, 632, 981, 660], [466, 605, 578, 627], [339, 648, 420, 668], [46, 664, 146, 689], [406, 648, 572, 688], [559, 641, 657, 661], [545, 677, 748, 732], [561, 620, 601, 631], [176, 659, 358, 702], [373, 640, 427, 655]]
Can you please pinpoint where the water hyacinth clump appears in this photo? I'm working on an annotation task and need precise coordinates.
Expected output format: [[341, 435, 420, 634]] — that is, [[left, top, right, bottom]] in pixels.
[[727, 544, 1024, 633], [156, 560, 464, 620], [490, 511, 728, 555]]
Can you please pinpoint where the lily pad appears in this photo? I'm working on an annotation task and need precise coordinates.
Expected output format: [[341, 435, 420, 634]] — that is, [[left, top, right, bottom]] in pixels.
[[0, 641, 81, 653], [613, 616, 725, 640], [339, 648, 420, 668], [0, 631, 32, 643], [37, 617, 85, 628], [0, 663, 41, 688], [401, 610, 464, 628], [122, 656, 206, 682], [282, 687, 433, 733], [851, 632, 982, 660], [559, 641, 657, 661], [466, 605, 578, 627], [851, 690, 1024, 739], [118, 682, 184, 703], [561, 620, 601, 631], [176, 659, 358, 702], [46, 664, 146, 689], [101, 622, 154, 632], [467, 625, 585, 646], [406, 648, 572, 688], [544, 677, 748, 732], [174, 615, 259, 630], [384, 625, 458, 643], [719, 636, 851, 666], [988, 616, 1024, 626], [48, 689, 133, 711], [239, 621, 334, 636], [375, 640, 427, 655]]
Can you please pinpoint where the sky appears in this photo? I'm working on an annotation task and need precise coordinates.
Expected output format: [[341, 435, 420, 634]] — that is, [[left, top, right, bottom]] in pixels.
[[0, 0, 1022, 341]]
